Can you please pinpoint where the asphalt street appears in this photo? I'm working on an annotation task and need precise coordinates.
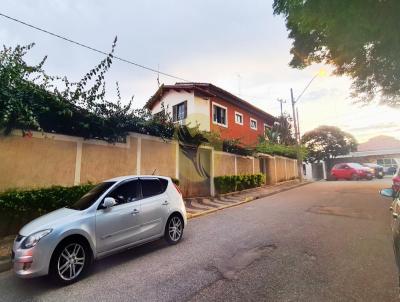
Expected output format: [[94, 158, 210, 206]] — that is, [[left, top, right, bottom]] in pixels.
[[0, 179, 398, 301]]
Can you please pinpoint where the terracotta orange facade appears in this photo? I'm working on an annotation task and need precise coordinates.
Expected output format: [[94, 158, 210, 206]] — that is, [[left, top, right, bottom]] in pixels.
[[208, 96, 270, 146], [146, 83, 275, 146]]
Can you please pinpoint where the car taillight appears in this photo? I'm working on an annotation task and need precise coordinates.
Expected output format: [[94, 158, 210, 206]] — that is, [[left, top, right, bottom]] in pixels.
[[174, 183, 182, 195]]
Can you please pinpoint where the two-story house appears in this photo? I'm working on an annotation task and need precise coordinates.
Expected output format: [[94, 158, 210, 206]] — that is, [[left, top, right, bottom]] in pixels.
[[145, 83, 276, 145]]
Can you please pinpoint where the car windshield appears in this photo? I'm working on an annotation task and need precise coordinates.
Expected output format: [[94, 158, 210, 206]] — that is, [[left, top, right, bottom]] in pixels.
[[68, 182, 115, 210], [348, 163, 364, 169]]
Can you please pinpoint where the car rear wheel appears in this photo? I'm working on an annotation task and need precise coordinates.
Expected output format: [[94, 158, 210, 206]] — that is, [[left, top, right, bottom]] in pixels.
[[164, 215, 183, 245], [49, 239, 91, 285]]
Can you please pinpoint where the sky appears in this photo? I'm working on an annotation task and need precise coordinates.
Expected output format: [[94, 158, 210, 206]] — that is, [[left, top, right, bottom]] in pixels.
[[1, 0, 399, 143]]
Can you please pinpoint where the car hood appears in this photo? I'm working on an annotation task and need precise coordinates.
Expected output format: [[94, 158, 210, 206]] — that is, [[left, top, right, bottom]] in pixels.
[[19, 207, 80, 236]]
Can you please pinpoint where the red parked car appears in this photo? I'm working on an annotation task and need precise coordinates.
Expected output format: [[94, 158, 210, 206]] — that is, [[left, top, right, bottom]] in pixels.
[[330, 163, 374, 180]]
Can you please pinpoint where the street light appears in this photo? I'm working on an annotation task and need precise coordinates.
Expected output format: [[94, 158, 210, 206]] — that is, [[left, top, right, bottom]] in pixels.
[[291, 68, 327, 181]]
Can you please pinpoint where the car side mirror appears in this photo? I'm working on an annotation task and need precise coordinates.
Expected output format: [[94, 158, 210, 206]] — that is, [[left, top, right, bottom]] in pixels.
[[103, 197, 117, 208], [379, 188, 394, 199]]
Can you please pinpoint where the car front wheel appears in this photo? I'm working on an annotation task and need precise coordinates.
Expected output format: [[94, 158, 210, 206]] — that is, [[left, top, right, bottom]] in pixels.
[[164, 215, 184, 245], [49, 239, 91, 285], [351, 174, 359, 181]]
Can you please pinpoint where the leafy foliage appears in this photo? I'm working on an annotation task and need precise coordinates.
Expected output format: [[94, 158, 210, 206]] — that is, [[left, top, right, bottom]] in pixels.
[[0, 42, 175, 142], [214, 174, 265, 194], [301, 125, 357, 163], [264, 114, 296, 145], [0, 184, 95, 215], [176, 125, 254, 156], [256, 141, 306, 159], [222, 139, 254, 156], [273, 0, 400, 106]]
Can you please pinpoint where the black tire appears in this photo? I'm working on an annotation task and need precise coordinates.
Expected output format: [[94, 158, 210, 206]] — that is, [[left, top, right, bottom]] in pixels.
[[351, 174, 359, 181], [49, 238, 92, 285], [164, 214, 184, 245]]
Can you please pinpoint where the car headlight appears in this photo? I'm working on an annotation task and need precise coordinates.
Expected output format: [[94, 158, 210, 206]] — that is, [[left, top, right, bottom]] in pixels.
[[21, 229, 52, 249]]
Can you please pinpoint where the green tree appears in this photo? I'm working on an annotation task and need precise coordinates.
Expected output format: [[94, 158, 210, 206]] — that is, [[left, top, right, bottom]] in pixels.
[[273, 0, 400, 106], [0, 41, 174, 142], [272, 114, 296, 145], [301, 126, 357, 168]]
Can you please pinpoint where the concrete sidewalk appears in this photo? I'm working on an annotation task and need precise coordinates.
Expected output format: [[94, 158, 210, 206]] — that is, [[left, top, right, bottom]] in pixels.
[[184, 179, 310, 219]]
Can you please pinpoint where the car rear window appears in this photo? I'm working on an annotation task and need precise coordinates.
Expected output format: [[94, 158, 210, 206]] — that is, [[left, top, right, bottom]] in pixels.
[[140, 178, 167, 198], [159, 178, 168, 191]]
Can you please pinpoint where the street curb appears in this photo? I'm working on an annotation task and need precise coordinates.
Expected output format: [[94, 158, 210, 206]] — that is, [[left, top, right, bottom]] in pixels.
[[0, 258, 11, 273], [187, 181, 311, 220]]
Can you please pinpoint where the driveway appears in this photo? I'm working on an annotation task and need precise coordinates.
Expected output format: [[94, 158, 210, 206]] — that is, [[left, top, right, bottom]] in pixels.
[[0, 179, 397, 301]]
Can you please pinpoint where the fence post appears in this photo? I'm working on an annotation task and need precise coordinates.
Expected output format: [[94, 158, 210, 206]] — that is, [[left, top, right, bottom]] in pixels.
[[284, 158, 287, 181], [74, 141, 82, 185], [234, 155, 237, 175], [210, 148, 215, 196], [175, 142, 179, 179], [136, 137, 141, 175]]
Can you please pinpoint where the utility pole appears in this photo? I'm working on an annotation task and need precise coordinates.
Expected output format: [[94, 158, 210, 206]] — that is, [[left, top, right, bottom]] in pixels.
[[291, 88, 303, 181], [296, 107, 300, 140], [277, 98, 286, 116]]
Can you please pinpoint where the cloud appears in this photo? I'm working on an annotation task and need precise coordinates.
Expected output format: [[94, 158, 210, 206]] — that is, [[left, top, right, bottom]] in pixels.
[[1, 0, 399, 143]]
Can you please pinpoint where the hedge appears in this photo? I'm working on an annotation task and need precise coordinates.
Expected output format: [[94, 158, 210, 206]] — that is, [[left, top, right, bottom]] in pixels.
[[0, 178, 180, 215], [0, 184, 96, 215], [214, 174, 265, 194]]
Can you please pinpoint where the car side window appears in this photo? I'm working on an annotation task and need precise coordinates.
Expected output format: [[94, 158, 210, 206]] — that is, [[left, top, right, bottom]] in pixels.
[[107, 179, 139, 205], [140, 178, 163, 198]]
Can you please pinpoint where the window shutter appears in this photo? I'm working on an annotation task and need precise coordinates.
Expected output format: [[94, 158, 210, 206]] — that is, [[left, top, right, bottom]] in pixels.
[[184, 101, 187, 119], [172, 105, 177, 122]]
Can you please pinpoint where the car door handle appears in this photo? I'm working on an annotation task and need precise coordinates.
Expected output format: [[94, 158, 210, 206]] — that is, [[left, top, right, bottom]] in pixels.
[[131, 209, 140, 215], [162, 201, 169, 206]]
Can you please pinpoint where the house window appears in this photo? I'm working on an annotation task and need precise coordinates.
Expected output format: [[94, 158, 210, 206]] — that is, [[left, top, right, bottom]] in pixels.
[[212, 103, 227, 127], [235, 112, 243, 125], [172, 101, 187, 122], [250, 118, 257, 130]]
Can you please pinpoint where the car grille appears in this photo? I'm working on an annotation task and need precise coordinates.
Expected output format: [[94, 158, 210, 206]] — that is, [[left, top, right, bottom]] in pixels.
[[15, 234, 23, 242]]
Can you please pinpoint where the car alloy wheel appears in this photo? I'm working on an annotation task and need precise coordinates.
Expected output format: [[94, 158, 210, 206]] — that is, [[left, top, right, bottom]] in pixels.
[[165, 215, 183, 244], [57, 243, 86, 281]]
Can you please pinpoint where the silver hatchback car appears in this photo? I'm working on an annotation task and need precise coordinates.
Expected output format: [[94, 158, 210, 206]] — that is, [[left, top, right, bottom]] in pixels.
[[12, 175, 187, 285]]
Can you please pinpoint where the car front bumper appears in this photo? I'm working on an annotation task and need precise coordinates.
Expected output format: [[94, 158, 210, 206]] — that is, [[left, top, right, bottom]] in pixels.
[[12, 237, 51, 278]]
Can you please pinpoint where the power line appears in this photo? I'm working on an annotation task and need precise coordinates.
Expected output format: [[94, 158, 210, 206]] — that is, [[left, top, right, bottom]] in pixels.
[[0, 12, 190, 82]]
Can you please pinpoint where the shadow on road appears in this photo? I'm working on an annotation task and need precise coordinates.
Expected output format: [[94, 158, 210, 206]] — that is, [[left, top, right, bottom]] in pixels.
[[3, 237, 173, 298]]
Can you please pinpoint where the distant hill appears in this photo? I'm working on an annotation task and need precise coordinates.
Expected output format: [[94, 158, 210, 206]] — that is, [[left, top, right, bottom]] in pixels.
[[358, 135, 400, 152]]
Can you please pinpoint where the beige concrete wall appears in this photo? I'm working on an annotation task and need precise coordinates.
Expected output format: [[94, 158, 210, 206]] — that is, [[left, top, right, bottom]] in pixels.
[[0, 134, 76, 190], [253, 158, 261, 174], [0, 130, 299, 195], [264, 156, 298, 185], [140, 138, 176, 177], [214, 152, 236, 177], [80, 137, 137, 183], [236, 156, 253, 174]]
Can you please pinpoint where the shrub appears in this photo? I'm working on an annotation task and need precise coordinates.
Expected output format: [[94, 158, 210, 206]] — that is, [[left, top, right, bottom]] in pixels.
[[0, 184, 96, 215], [256, 142, 307, 160], [214, 174, 265, 194]]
